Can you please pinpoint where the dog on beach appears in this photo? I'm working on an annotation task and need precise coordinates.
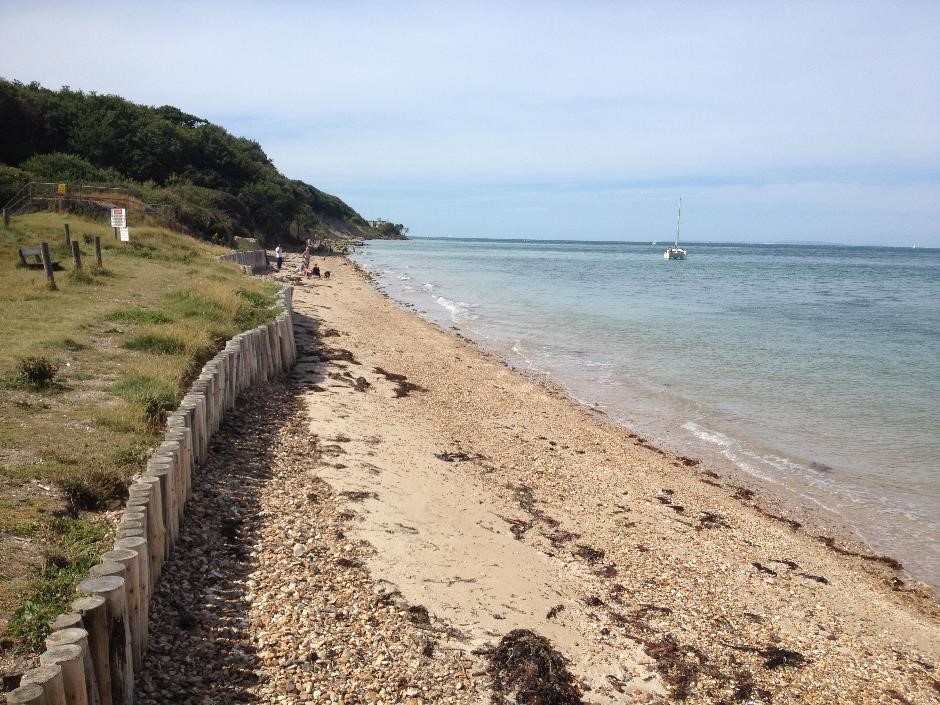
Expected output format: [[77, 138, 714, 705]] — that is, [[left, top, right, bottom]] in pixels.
[[324, 271, 331, 279]]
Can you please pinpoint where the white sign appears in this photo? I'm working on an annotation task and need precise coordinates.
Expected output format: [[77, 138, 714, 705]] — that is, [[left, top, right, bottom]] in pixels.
[[119, 227, 130, 242], [111, 208, 126, 228]]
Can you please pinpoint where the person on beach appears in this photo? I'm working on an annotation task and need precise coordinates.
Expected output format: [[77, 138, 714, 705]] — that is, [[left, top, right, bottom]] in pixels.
[[303, 245, 311, 269], [311, 263, 321, 278], [274, 245, 283, 271]]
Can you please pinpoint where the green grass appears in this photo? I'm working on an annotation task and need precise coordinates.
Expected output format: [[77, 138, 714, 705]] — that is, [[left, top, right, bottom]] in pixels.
[[8, 516, 112, 650], [123, 333, 187, 355], [0, 209, 281, 651], [106, 307, 172, 324]]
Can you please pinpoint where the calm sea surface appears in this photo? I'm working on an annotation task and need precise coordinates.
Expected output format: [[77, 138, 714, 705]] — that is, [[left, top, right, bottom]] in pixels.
[[350, 239, 940, 586]]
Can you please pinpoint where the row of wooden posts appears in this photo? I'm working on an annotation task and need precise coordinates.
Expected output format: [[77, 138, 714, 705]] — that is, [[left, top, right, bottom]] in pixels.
[[27, 225, 105, 291], [6, 287, 297, 705]]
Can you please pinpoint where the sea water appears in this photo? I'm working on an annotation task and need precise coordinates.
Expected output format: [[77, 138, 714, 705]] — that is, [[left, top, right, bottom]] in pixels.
[[350, 239, 940, 587]]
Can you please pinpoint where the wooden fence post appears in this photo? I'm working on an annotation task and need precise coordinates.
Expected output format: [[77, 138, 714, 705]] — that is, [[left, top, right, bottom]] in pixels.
[[20, 663, 67, 705], [64, 223, 71, 247], [46, 627, 99, 705], [40, 242, 57, 290], [70, 596, 106, 705], [71, 241, 82, 270], [40, 645, 88, 705], [77, 576, 132, 705], [50, 613, 83, 632], [5, 684, 44, 704], [94, 237, 102, 267]]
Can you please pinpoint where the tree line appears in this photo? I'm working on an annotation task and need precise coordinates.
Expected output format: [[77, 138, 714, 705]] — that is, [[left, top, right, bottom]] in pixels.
[[0, 79, 388, 244]]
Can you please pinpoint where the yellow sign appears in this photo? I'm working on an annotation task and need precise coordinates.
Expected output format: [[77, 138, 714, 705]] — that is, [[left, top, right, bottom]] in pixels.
[[57, 183, 67, 195]]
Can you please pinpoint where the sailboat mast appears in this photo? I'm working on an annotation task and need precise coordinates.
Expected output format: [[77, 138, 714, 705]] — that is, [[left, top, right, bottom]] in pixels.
[[675, 198, 682, 247]]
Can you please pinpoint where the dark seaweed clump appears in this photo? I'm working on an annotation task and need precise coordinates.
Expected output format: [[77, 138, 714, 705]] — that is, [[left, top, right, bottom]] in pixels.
[[480, 629, 583, 705]]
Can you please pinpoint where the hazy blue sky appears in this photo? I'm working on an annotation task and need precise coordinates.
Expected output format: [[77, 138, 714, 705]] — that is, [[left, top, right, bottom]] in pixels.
[[2, 1, 938, 245]]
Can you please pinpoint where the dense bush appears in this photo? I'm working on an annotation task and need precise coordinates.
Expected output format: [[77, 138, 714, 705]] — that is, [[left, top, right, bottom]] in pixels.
[[0, 164, 30, 205], [15, 356, 58, 389], [0, 78, 373, 244], [19, 152, 122, 183]]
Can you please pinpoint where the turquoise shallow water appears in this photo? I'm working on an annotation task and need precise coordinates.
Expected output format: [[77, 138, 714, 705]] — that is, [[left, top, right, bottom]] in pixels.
[[351, 239, 940, 586]]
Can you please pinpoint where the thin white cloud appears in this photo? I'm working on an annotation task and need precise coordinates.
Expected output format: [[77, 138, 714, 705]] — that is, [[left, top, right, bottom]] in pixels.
[[1, 0, 938, 243]]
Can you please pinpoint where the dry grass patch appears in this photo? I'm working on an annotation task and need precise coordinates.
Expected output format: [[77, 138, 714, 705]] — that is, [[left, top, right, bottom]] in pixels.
[[0, 210, 279, 662]]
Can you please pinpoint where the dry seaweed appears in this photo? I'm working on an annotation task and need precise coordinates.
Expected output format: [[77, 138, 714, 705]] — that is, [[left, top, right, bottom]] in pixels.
[[677, 456, 701, 467], [814, 535, 903, 570], [798, 572, 830, 584], [480, 629, 583, 705], [573, 544, 605, 563], [752, 562, 778, 577], [762, 647, 806, 669], [500, 516, 534, 540], [644, 634, 707, 700], [407, 605, 432, 625], [657, 490, 685, 513], [316, 346, 359, 364], [374, 366, 426, 397], [697, 511, 730, 530], [542, 528, 581, 547], [436, 450, 484, 462], [511, 484, 561, 528], [546, 605, 565, 620], [339, 490, 378, 502]]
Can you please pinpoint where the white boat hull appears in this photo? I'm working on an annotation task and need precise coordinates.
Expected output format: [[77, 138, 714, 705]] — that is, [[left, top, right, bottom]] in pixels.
[[664, 247, 687, 260]]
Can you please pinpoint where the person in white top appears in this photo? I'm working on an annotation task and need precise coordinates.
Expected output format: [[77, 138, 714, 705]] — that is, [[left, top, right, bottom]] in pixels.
[[274, 245, 283, 270]]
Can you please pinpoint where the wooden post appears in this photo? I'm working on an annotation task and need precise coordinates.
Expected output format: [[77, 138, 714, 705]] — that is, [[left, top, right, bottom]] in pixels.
[[5, 685, 44, 704], [40, 242, 57, 290], [50, 613, 83, 632], [21, 663, 66, 705], [64, 223, 71, 247], [94, 237, 102, 267], [143, 466, 171, 562], [2, 208, 9, 228], [41, 644, 88, 705], [70, 596, 106, 705], [76, 575, 133, 705], [99, 548, 142, 672], [113, 227, 118, 241], [112, 537, 149, 655], [132, 476, 165, 582], [46, 627, 99, 705], [71, 241, 82, 270]]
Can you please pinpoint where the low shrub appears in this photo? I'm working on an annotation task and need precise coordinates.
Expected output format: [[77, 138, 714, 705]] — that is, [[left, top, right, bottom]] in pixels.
[[15, 356, 58, 389], [123, 333, 186, 355], [106, 308, 173, 324], [58, 470, 127, 512]]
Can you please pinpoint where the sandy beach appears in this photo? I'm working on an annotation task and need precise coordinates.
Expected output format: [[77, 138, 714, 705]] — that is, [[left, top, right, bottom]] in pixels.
[[138, 252, 939, 705], [266, 253, 940, 703]]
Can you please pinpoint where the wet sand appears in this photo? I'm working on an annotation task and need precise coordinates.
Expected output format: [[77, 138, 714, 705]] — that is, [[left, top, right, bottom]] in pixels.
[[274, 254, 939, 704]]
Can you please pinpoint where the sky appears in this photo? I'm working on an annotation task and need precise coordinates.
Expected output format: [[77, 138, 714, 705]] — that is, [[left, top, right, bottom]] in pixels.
[[1, 1, 938, 245]]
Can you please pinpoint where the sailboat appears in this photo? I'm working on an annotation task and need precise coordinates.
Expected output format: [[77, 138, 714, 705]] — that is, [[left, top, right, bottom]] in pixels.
[[664, 198, 688, 260]]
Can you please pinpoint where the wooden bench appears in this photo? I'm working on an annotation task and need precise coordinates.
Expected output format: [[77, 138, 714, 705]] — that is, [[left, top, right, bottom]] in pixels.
[[17, 246, 61, 270]]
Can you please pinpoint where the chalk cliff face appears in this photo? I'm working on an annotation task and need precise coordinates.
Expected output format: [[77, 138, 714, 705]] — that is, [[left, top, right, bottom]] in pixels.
[[0, 79, 402, 246]]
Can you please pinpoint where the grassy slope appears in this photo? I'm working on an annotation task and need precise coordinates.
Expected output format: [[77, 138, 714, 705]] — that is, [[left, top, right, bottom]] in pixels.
[[0, 211, 278, 654]]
